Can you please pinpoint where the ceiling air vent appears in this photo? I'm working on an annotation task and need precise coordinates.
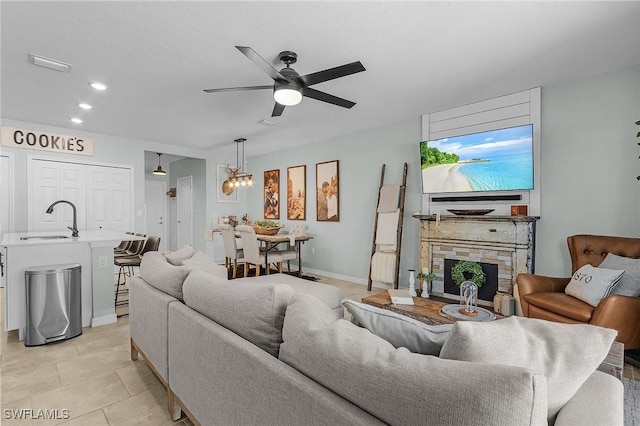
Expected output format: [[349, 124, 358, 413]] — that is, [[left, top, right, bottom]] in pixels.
[[28, 54, 72, 72], [257, 119, 277, 127]]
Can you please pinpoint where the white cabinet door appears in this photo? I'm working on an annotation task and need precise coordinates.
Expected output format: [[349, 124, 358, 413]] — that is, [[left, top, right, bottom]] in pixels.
[[29, 160, 85, 232], [86, 165, 131, 232], [30, 159, 131, 233], [0, 155, 11, 237]]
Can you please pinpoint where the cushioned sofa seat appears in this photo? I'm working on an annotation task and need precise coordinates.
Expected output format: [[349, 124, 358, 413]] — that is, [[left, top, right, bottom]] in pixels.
[[524, 292, 594, 322]]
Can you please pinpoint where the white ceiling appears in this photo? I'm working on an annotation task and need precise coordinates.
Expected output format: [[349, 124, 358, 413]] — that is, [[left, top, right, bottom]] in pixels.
[[2, 1, 639, 157]]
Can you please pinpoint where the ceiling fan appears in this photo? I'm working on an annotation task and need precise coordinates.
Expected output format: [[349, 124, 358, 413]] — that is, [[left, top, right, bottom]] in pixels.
[[203, 46, 366, 117]]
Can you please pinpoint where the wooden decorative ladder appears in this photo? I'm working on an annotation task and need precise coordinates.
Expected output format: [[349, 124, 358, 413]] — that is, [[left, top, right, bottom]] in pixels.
[[367, 162, 408, 290]]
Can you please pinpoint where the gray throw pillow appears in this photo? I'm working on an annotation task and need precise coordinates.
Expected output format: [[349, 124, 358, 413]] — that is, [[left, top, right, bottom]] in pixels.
[[183, 270, 293, 357], [165, 245, 195, 265], [439, 316, 616, 422], [139, 251, 194, 300], [565, 264, 623, 306], [182, 250, 228, 280], [599, 253, 640, 297], [342, 299, 452, 355], [280, 294, 548, 426]]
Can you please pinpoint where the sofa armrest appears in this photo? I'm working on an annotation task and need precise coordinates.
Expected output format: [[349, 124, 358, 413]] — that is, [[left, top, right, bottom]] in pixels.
[[554, 371, 623, 426], [516, 274, 571, 317], [592, 294, 640, 350]]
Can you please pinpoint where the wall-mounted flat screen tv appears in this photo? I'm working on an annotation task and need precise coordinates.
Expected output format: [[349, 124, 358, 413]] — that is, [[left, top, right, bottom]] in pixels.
[[420, 124, 534, 194]]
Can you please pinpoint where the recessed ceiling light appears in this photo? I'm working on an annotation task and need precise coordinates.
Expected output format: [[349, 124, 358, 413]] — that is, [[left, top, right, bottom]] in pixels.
[[28, 53, 72, 72], [90, 82, 107, 91], [70, 118, 83, 124], [78, 103, 92, 110]]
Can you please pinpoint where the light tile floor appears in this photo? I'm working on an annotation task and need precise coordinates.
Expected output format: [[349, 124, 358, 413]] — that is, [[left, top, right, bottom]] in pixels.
[[1, 274, 638, 425]]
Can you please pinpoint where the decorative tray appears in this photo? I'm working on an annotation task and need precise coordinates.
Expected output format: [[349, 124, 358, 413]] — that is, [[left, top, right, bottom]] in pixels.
[[439, 304, 496, 322], [447, 209, 495, 216]]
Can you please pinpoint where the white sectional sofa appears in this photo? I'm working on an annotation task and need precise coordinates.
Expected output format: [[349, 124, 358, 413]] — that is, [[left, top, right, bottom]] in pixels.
[[129, 249, 624, 426]]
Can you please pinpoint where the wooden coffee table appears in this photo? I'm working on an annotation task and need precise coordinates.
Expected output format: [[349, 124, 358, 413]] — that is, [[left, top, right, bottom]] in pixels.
[[360, 291, 491, 326]]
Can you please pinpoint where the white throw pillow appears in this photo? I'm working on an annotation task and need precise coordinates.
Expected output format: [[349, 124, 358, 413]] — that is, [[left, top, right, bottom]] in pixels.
[[342, 299, 452, 355], [439, 316, 616, 422], [565, 264, 623, 306], [182, 250, 228, 280], [599, 253, 640, 297], [165, 245, 195, 265]]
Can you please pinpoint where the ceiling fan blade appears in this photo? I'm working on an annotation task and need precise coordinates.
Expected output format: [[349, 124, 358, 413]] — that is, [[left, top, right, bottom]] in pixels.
[[203, 85, 273, 93], [272, 102, 285, 117], [300, 61, 366, 87], [302, 87, 356, 109], [236, 46, 285, 81]]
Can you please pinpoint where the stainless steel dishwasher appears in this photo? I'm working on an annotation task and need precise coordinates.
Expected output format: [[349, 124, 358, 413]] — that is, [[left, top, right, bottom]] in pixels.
[[24, 264, 82, 346]]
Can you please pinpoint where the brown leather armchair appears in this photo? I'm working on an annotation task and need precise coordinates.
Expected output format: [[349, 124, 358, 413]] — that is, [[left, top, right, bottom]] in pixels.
[[517, 234, 640, 350]]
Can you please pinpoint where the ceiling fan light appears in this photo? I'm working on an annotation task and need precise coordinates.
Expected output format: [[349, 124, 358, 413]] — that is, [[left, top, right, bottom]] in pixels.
[[274, 87, 302, 106]]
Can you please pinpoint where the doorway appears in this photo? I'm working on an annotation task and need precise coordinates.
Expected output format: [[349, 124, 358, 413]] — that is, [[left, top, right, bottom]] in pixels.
[[145, 180, 167, 252], [177, 176, 193, 248]]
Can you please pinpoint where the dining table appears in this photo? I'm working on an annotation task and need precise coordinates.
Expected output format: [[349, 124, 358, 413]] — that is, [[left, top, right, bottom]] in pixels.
[[256, 233, 313, 277]]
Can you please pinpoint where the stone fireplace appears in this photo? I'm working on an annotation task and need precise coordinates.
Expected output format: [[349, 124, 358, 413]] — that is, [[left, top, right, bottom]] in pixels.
[[414, 214, 538, 307]]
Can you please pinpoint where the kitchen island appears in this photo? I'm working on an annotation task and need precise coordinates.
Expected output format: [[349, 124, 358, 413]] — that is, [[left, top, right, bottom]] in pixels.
[[1, 230, 144, 337]]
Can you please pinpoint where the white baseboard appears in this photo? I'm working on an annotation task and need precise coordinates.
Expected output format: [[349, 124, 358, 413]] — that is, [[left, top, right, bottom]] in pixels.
[[300, 266, 391, 290], [91, 314, 117, 327]]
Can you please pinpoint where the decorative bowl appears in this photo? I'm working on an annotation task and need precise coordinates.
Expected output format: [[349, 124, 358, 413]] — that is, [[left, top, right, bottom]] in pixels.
[[253, 225, 284, 235]]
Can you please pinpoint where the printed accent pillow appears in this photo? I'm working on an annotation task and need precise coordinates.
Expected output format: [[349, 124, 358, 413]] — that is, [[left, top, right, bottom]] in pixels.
[[343, 299, 452, 355], [439, 316, 616, 422], [564, 264, 623, 307], [599, 253, 640, 297]]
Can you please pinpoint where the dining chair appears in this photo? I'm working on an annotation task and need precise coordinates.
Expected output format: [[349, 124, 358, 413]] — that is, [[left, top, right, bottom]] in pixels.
[[278, 224, 307, 272], [236, 225, 284, 277], [219, 223, 244, 278]]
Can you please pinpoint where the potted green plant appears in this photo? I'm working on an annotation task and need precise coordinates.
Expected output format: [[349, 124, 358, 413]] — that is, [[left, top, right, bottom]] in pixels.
[[416, 270, 436, 298]]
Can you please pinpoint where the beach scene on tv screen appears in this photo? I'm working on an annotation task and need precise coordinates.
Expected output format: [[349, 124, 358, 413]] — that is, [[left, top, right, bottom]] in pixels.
[[421, 124, 534, 193]]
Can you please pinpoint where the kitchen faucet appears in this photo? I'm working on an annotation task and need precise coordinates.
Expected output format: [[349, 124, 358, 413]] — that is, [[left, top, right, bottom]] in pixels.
[[46, 200, 79, 237]]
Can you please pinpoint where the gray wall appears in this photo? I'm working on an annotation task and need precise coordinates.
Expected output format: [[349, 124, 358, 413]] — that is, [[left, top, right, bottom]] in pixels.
[[242, 65, 640, 283]]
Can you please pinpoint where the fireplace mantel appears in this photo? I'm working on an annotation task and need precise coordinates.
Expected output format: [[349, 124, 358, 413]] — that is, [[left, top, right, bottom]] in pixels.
[[413, 214, 539, 303]]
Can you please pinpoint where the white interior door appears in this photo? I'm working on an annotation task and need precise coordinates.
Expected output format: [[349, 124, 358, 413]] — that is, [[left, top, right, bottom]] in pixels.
[[176, 176, 193, 248], [145, 180, 167, 252]]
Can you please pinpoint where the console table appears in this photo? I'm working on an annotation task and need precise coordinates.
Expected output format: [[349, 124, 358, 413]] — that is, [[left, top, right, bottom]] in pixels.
[[413, 214, 539, 302]]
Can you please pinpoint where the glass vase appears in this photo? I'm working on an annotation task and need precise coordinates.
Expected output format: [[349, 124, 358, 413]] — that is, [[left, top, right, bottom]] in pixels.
[[459, 280, 478, 314]]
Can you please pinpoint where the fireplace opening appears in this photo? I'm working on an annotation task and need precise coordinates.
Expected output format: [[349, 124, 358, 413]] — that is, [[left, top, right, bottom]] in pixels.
[[444, 259, 498, 302]]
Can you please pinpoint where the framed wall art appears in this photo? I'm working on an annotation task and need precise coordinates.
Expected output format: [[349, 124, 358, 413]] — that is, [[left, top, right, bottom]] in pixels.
[[316, 160, 339, 221], [216, 164, 239, 203], [263, 169, 280, 219], [287, 165, 306, 220]]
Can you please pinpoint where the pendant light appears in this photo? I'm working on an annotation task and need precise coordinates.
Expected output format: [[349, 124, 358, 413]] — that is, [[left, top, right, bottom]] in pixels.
[[153, 153, 167, 176], [226, 138, 253, 187]]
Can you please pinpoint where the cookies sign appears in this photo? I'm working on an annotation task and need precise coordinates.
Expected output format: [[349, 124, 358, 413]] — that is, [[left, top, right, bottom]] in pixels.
[[1, 126, 94, 156]]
